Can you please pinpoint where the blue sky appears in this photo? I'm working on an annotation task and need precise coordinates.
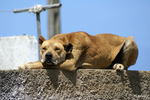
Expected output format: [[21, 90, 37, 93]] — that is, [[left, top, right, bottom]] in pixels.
[[0, 0, 150, 71]]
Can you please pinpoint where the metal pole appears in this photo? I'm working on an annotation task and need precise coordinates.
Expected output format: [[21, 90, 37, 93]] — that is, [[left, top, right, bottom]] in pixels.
[[48, 0, 60, 39], [36, 13, 41, 60], [13, 3, 62, 61]]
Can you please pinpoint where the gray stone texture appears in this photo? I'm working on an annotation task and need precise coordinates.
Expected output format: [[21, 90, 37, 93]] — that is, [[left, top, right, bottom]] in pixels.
[[0, 69, 150, 99]]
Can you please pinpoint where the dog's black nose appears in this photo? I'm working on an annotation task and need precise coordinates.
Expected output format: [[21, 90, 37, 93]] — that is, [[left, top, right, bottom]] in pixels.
[[45, 53, 53, 59]]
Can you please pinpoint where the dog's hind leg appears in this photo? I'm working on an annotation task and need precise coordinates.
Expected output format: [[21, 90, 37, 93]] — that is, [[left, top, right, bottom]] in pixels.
[[112, 36, 138, 71], [119, 36, 138, 70]]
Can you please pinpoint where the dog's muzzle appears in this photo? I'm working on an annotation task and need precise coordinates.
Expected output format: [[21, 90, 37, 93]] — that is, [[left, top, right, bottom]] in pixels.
[[44, 53, 55, 65]]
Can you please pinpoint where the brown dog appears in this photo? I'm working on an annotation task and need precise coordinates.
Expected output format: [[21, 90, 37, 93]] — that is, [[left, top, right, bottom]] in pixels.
[[19, 31, 138, 71]]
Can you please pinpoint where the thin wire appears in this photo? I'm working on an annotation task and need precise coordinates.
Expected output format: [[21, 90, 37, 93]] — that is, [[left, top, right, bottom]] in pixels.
[[0, 10, 13, 12]]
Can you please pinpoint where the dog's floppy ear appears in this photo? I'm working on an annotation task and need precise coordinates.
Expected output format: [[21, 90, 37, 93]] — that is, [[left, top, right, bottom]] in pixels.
[[65, 43, 73, 53], [39, 35, 46, 46]]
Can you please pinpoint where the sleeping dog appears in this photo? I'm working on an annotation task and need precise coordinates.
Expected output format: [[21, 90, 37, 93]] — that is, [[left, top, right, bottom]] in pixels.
[[19, 31, 138, 71]]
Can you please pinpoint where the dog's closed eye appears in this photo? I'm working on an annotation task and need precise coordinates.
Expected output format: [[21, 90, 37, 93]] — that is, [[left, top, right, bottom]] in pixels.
[[42, 48, 46, 50], [55, 48, 60, 51]]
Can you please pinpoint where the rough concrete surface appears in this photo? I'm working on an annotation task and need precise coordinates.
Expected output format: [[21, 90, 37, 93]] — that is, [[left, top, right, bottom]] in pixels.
[[0, 69, 150, 100]]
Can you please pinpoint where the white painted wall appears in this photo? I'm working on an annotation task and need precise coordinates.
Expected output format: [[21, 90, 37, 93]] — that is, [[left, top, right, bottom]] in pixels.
[[0, 35, 38, 70]]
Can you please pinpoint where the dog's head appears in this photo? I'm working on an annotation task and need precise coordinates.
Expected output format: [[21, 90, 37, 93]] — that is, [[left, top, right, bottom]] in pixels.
[[39, 35, 73, 65]]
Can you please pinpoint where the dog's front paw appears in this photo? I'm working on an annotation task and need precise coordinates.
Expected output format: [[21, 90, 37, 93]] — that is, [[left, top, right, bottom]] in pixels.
[[113, 63, 124, 71], [18, 64, 30, 69], [18, 61, 44, 69]]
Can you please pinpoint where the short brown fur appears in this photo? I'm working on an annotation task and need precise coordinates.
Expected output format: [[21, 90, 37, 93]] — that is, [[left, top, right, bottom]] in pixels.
[[19, 31, 138, 71]]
